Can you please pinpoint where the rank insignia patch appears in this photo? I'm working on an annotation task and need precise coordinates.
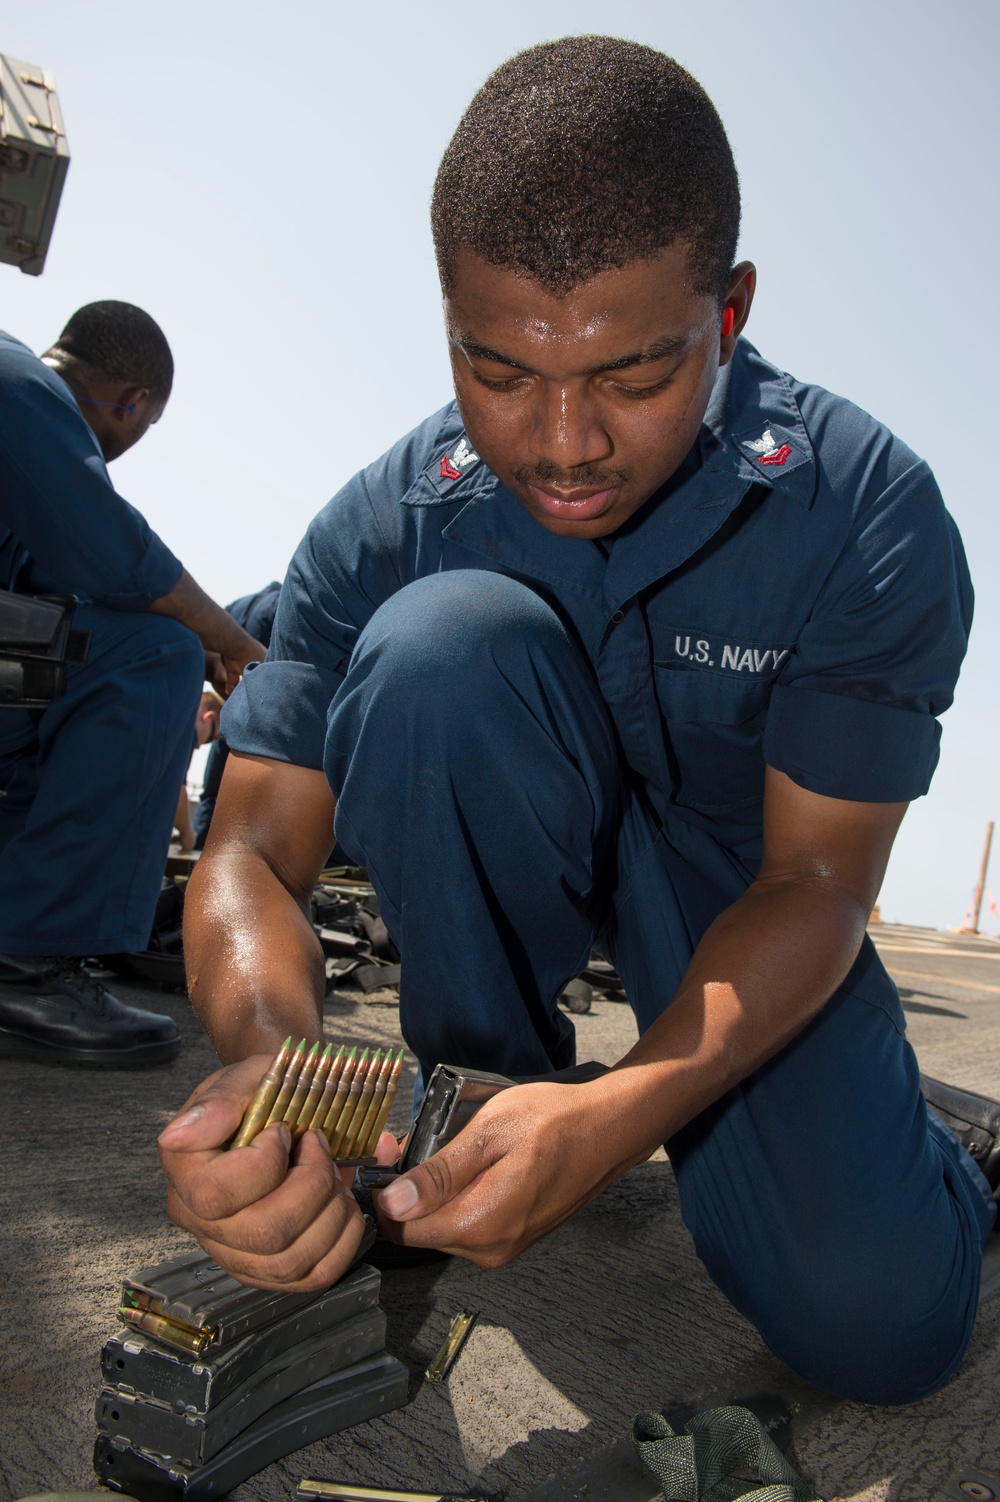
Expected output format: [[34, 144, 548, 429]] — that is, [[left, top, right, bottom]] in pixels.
[[742, 426, 792, 466], [425, 434, 483, 496]]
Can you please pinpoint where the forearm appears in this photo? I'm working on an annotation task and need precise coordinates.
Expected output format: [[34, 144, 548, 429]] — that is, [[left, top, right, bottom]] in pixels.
[[149, 567, 255, 658], [184, 843, 327, 1063], [597, 873, 871, 1166]]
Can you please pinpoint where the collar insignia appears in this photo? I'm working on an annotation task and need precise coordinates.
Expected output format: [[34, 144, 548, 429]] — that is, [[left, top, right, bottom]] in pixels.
[[742, 426, 792, 467], [439, 437, 480, 481]]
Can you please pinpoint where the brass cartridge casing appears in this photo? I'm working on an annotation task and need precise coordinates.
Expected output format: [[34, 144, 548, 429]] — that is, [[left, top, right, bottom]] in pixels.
[[283, 1040, 321, 1129], [119, 1304, 215, 1356], [339, 1049, 382, 1158], [294, 1041, 335, 1137], [328, 1048, 371, 1157], [264, 1038, 307, 1128], [319, 1045, 359, 1140], [230, 1034, 294, 1149], [362, 1049, 405, 1157], [348, 1049, 395, 1159], [310, 1043, 347, 1135], [228, 1037, 406, 1154]]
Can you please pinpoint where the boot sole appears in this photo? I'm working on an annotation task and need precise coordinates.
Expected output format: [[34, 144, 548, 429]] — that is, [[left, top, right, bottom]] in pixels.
[[0, 1025, 182, 1068]]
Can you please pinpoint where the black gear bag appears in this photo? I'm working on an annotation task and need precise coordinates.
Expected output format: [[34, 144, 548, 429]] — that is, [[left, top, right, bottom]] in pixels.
[[0, 587, 90, 707]]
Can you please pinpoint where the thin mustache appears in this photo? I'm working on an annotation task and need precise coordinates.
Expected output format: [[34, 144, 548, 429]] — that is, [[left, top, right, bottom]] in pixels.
[[514, 465, 630, 490]]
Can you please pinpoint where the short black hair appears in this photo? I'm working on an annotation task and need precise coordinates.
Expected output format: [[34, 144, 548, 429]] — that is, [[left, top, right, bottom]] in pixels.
[[53, 300, 174, 399], [432, 36, 740, 301]]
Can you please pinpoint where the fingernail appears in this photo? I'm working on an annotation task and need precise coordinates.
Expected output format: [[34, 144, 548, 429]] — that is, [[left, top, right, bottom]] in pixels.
[[162, 1105, 205, 1134], [275, 1124, 291, 1151], [313, 1129, 331, 1154], [379, 1177, 420, 1218]]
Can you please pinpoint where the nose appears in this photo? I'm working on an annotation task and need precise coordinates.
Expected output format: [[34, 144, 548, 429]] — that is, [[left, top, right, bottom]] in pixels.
[[529, 380, 613, 473]]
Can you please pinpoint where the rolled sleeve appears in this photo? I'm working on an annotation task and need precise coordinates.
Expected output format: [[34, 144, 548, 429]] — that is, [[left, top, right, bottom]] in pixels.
[[222, 659, 343, 770], [764, 685, 941, 801], [765, 458, 971, 803], [90, 507, 182, 606]]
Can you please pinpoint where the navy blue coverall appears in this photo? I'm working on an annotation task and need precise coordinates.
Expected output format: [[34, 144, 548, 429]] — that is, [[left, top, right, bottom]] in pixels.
[[224, 339, 996, 1404], [0, 332, 205, 955]]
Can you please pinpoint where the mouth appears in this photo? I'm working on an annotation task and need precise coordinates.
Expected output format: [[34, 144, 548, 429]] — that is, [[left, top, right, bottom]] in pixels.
[[527, 484, 617, 523]]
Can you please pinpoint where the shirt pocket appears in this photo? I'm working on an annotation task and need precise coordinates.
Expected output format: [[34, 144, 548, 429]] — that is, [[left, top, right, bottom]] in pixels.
[[653, 667, 771, 814]]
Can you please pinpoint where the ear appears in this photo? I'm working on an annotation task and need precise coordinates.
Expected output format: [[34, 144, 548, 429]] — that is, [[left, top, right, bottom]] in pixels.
[[719, 261, 757, 363], [112, 385, 151, 420]]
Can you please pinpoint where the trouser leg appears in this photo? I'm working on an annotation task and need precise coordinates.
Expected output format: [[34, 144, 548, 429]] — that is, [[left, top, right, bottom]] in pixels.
[[607, 817, 996, 1405], [0, 605, 204, 954], [669, 999, 993, 1403], [325, 570, 621, 1077]]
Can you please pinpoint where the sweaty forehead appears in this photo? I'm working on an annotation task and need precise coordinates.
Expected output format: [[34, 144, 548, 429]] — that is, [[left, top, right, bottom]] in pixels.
[[445, 243, 713, 366]]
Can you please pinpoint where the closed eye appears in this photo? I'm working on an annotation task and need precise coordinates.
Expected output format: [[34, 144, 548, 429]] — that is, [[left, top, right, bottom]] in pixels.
[[471, 368, 529, 391], [608, 372, 676, 398]]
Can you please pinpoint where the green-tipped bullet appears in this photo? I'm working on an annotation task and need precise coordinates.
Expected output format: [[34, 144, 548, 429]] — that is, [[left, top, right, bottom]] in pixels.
[[344, 1048, 392, 1158], [360, 1047, 405, 1157], [325, 1051, 367, 1153], [319, 1045, 358, 1142], [293, 1042, 335, 1138], [329, 1046, 371, 1158], [309, 1044, 346, 1138], [340, 1049, 383, 1158], [282, 1040, 321, 1130], [230, 1036, 293, 1149], [264, 1038, 306, 1129]]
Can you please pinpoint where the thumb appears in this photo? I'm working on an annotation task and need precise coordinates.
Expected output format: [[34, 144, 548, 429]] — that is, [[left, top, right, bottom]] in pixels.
[[158, 1086, 245, 1153], [376, 1128, 488, 1222]]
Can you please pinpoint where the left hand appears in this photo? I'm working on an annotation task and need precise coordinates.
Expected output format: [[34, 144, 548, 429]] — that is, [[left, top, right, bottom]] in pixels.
[[158, 1054, 400, 1291], [373, 1079, 646, 1267]]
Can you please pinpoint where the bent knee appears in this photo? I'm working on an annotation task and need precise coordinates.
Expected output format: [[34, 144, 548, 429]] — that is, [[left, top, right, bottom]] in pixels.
[[69, 611, 204, 705], [145, 613, 206, 666], [101, 610, 204, 673], [146, 618, 206, 706], [356, 571, 566, 691], [744, 1251, 980, 1405]]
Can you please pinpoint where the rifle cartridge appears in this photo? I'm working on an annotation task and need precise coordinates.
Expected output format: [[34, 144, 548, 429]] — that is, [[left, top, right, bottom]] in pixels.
[[230, 1035, 294, 1149]]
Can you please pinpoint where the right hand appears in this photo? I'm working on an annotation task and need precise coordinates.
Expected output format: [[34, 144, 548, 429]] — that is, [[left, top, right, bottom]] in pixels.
[[158, 1055, 373, 1291], [149, 569, 266, 697], [204, 627, 265, 697]]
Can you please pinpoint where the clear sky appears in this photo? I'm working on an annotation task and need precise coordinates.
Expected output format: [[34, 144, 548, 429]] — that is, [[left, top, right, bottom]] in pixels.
[[1, 0, 996, 930]]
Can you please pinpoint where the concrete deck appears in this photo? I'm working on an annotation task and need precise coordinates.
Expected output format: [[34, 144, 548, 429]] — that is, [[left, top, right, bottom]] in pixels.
[[1, 924, 998, 1501]]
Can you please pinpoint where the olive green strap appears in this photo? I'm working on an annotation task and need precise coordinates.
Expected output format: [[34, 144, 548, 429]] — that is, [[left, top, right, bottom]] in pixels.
[[632, 1405, 824, 1502]]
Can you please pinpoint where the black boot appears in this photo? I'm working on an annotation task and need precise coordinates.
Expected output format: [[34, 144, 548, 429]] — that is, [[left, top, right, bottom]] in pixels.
[[0, 954, 181, 1067], [921, 1074, 1000, 1199]]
